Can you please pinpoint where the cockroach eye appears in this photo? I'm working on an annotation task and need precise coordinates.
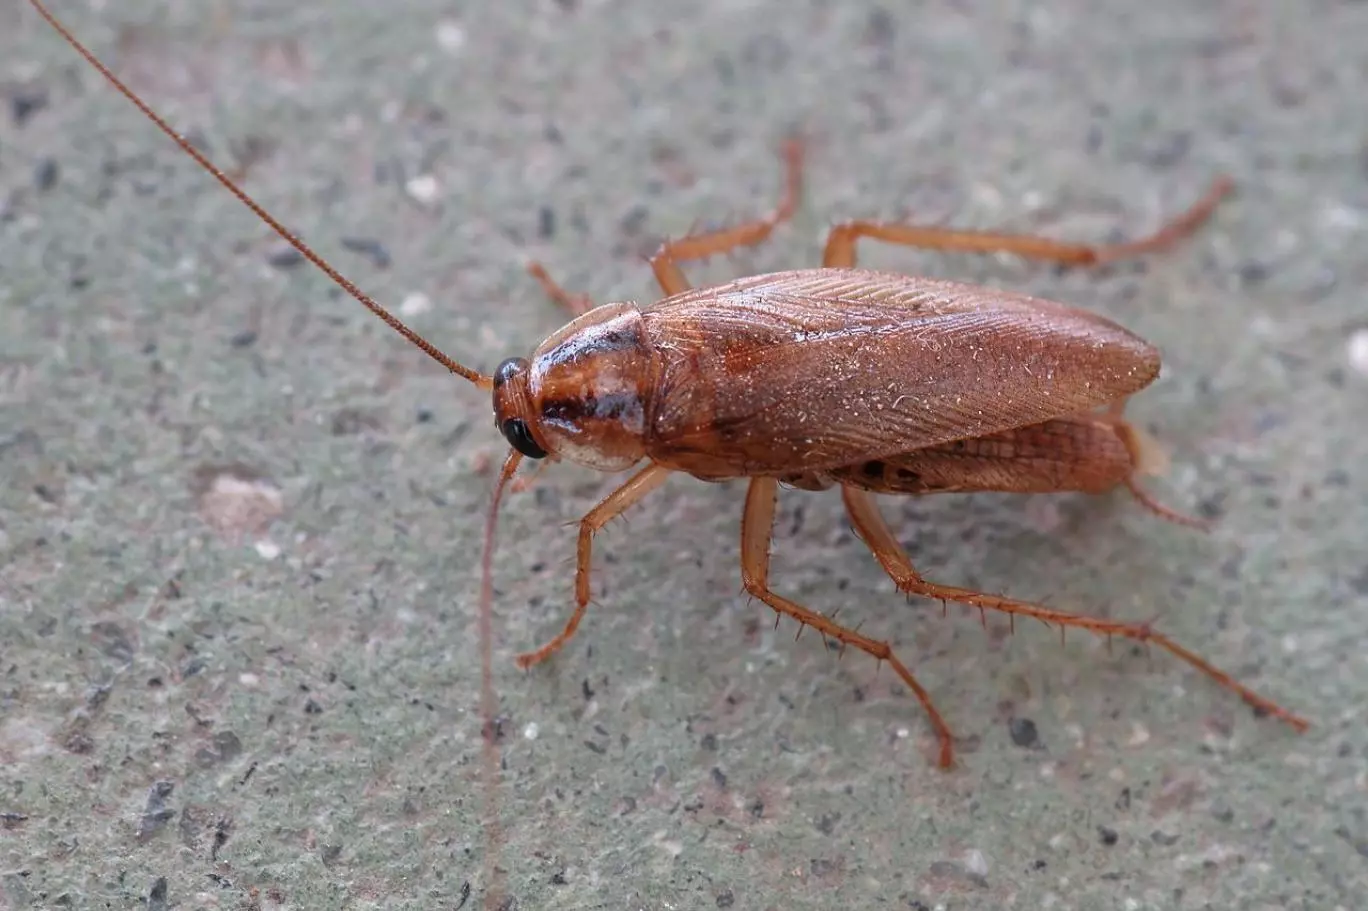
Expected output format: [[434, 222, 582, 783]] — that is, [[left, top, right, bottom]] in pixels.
[[493, 357, 529, 388], [500, 417, 548, 459]]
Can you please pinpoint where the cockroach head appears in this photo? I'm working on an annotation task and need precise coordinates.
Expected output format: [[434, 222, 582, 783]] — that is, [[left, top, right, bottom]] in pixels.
[[492, 357, 548, 459], [489, 302, 652, 472]]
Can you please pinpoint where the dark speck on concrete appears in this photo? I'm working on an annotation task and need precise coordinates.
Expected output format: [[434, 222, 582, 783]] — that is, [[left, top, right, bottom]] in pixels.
[[716, 888, 735, 907], [341, 236, 392, 269], [810, 857, 838, 877], [194, 731, 243, 767], [0, 812, 29, 830], [1238, 261, 1270, 286], [147, 876, 169, 911], [1098, 825, 1119, 846], [34, 158, 59, 191], [10, 87, 46, 126], [230, 330, 258, 348], [538, 205, 556, 239], [91, 622, 135, 663], [137, 782, 176, 842], [304, 698, 323, 715], [1334, 827, 1368, 859], [267, 245, 306, 269], [1008, 717, 1039, 748]]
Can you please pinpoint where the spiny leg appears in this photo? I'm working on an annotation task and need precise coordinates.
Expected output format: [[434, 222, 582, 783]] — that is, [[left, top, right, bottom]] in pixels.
[[822, 176, 1234, 268], [650, 137, 805, 297], [514, 464, 672, 669], [525, 261, 596, 317], [742, 477, 957, 768], [839, 485, 1310, 733]]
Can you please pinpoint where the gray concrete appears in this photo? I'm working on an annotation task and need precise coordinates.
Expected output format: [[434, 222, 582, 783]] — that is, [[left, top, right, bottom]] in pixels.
[[3, 1, 1365, 908]]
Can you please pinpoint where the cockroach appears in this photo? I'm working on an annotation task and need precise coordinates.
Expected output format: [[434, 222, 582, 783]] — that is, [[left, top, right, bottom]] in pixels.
[[31, 0, 1307, 877]]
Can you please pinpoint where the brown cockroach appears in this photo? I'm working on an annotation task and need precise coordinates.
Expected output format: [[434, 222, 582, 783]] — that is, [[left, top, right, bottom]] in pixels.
[[31, 0, 1307, 781]]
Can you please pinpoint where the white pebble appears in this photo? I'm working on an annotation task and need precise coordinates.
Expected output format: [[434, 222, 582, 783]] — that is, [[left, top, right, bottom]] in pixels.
[[400, 292, 432, 316], [1347, 329, 1368, 376], [435, 20, 466, 54], [523, 722, 539, 741], [406, 174, 441, 205], [254, 539, 281, 560]]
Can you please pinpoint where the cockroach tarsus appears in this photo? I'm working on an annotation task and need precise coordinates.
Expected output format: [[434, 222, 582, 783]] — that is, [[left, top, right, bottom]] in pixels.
[[30, 0, 1309, 900]]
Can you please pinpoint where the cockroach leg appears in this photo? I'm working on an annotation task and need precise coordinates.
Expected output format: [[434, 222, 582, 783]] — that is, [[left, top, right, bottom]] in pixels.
[[821, 176, 1235, 269], [514, 464, 672, 670], [509, 459, 550, 495], [524, 261, 596, 317], [838, 485, 1311, 733], [742, 477, 957, 768], [649, 138, 805, 296]]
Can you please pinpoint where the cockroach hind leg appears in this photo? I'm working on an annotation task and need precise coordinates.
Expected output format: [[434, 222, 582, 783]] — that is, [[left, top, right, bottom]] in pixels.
[[838, 485, 1309, 735]]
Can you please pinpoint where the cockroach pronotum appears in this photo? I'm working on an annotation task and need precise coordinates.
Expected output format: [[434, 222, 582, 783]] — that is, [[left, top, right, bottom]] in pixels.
[[30, 0, 1307, 872]]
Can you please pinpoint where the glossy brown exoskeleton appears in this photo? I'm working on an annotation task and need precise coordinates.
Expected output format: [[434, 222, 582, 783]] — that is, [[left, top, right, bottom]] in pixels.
[[31, 0, 1308, 784]]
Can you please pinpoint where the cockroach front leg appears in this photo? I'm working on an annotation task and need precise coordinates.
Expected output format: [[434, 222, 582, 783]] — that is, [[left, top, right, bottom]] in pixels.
[[822, 177, 1234, 269], [649, 138, 805, 296], [514, 464, 672, 669], [838, 485, 1310, 733], [525, 261, 597, 317], [742, 477, 958, 768]]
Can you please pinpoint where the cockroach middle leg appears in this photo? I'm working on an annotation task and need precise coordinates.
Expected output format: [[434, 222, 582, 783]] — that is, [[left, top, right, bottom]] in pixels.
[[822, 176, 1234, 268], [838, 485, 1311, 734], [741, 477, 957, 768], [649, 138, 805, 295], [513, 464, 672, 669]]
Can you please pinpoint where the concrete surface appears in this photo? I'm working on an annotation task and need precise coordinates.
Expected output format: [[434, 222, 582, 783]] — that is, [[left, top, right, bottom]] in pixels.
[[2, 1, 1366, 908]]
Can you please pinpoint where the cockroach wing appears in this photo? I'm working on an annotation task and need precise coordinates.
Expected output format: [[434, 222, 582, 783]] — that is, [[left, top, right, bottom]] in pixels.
[[639, 268, 1160, 478]]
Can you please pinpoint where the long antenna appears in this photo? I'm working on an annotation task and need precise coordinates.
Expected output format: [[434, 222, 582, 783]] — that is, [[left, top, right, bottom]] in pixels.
[[27, 0, 493, 391]]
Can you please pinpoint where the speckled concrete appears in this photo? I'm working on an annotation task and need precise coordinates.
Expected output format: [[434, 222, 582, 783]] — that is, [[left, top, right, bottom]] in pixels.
[[3, 1, 1366, 908]]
